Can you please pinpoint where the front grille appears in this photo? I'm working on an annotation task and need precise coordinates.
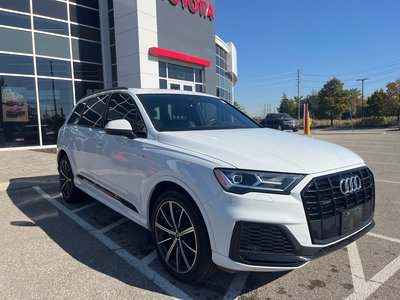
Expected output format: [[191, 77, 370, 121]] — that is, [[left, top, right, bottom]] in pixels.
[[301, 167, 375, 244], [238, 222, 295, 255]]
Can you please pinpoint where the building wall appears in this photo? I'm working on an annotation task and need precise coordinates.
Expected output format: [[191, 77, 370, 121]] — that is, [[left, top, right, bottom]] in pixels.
[[156, 0, 217, 94]]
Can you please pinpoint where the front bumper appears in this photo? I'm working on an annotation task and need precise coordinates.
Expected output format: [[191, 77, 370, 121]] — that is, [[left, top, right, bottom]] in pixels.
[[229, 219, 374, 268], [204, 165, 374, 272]]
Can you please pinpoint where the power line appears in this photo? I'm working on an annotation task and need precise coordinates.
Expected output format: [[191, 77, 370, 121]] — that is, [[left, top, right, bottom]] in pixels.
[[302, 60, 400, 77]]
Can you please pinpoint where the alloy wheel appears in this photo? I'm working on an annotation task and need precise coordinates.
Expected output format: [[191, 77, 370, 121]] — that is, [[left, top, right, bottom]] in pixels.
[[154, 200, 198, 274], [59, 159, 73, 199]]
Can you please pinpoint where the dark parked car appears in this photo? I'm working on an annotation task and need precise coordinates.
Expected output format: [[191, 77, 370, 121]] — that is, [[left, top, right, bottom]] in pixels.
[[260, 113, 299, 132]]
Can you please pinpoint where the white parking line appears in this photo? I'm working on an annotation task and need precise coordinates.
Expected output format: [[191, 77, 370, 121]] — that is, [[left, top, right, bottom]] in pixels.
[[346, 233, 400, 300], [223, 272, 249, 300], [375, 179, 400, 185], [71, 201, 98, 213], [33, 186, 191, 300], [347, 242, 365, 293], [0, 182, 9, 192], [367, 232, 400, 244], [141, 250, 158, 266], [98, 218, 128, 234], [346, 254, 400, 300]]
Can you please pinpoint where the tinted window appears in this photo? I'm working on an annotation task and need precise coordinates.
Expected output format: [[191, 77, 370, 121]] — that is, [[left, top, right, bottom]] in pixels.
[[71, 39, 102, 63], [159, 62, 166, 78], [78, 95, 107, 128], [35, 33, 70, 59], [38, 79, 74, 145], [111, 65, 117, 83], [0, 27, 32, 54], [168, 64, 194, 81], [0, 54, 34, 75], [71, 24, 100, 42], [109, 29, 115, 44], [36, 58, 72, 78], [195, 84, 203, 93], [74, 81, 103, 100], [69, 5, 100, 27], [139, 94, 259, 131], [34, 17, 69, 35], [0, 10, 30, 29], [70, 0, 99, 9], [159, 79, 167, 89], [68, 101, 86, 125], [32, 0, 68, 20], [73, 62, 103, 81], [108, 9, 114, 28], [108, 0, 113, 10], [107, 93, 146, 135], [195, 69, 202, 83], [0, 0, 30, 12]]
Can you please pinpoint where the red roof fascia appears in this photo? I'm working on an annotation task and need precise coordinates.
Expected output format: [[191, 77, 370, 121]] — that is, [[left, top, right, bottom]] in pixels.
[[149, 47, 211, 68]]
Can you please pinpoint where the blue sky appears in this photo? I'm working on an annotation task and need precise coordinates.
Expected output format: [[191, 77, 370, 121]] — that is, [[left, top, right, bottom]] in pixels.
[[215, 0, 400, 116]]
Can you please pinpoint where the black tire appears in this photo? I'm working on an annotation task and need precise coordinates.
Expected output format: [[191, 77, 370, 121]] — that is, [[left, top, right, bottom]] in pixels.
[[293, 129, 298, 132], [277, 124, 283, 131], [151, 190, 215, 283], [58, 156, 82, 203]]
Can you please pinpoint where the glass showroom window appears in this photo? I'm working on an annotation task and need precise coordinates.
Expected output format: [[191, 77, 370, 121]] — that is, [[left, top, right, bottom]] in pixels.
[[159, 62, 204, 93], [38, 79, 74, 145], [0, 76, 39, 148], [0, 0, 103, 148], [216, 45, 233, 102]]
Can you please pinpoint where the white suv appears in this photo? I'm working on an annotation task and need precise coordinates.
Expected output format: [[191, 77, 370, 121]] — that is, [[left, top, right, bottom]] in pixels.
[[57, 88, 375, 283]]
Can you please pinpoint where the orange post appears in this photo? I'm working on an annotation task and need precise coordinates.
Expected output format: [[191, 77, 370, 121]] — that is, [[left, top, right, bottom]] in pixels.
[[304, 103, 310, 135]]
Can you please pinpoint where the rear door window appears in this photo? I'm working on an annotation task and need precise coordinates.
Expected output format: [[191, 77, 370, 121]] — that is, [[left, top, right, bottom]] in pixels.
[[67, 101, 86, 125], [77, 94, 108, 128]]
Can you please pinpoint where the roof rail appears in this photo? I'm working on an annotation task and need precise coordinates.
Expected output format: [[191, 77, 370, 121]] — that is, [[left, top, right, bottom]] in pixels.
[[80, 87, 129, 100]]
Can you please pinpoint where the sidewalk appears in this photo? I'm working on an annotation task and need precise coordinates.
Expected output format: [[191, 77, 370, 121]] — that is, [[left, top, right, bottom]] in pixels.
[[0, 150, 57, 191]]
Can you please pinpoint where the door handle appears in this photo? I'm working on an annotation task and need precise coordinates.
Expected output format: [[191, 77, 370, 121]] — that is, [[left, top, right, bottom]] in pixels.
[[96, 143, 104, 150]]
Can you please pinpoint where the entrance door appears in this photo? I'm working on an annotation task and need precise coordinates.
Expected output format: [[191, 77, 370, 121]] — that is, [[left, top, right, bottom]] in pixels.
[[168, 80, 194, 92]]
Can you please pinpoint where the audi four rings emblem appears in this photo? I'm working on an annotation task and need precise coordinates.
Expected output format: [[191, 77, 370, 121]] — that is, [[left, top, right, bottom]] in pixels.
[[340, 176, 362, 195]]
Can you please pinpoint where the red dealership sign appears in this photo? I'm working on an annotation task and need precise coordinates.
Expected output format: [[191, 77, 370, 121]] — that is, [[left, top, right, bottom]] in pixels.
[[167, 0, 215, 21]]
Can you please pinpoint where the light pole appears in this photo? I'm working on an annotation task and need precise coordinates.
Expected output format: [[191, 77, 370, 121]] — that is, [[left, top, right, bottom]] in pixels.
[[357, 78, 368, 126]]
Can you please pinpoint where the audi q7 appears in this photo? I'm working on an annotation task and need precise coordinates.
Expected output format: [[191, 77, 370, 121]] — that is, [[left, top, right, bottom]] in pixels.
[[57, 88, 375, 282]]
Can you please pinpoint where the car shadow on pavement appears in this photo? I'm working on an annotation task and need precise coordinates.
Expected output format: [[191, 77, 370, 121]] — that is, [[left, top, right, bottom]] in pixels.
[[7, 175, 289, 299]]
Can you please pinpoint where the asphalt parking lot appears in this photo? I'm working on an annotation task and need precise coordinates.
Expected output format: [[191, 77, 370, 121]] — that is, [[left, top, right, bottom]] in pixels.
[[0, 128, 399, 299]]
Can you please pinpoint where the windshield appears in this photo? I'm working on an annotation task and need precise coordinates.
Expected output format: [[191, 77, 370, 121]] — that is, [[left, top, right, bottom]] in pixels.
[[138, 94, 260, 131]]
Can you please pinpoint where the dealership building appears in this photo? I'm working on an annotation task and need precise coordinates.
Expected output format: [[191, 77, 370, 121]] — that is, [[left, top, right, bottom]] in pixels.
[[0, 0, 237, 149]]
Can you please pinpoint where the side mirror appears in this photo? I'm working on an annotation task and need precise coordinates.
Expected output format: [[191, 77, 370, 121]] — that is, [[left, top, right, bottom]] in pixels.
[[105, 119, 137, 139]]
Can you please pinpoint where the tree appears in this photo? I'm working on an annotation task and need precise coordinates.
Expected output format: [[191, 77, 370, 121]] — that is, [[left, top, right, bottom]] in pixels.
[[347, 88, 361, 118], [278, 93, 296, 117], [317, 78, 349, 126], [303, 91, 318, 118], [366, 89, 387, 118], [386, 79, 400, 122]]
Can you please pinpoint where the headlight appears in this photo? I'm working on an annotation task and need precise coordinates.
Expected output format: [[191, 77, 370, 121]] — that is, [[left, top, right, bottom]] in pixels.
[[214, 169, 304, 194]]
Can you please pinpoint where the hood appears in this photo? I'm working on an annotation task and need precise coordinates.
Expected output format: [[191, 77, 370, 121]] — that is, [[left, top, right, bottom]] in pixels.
[[157, 128, 364, 174]]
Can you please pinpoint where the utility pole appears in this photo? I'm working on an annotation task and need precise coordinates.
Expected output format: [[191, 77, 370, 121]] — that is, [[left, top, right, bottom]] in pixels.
[[357, 78, 368, 126], [297, 69, 300, 121]]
